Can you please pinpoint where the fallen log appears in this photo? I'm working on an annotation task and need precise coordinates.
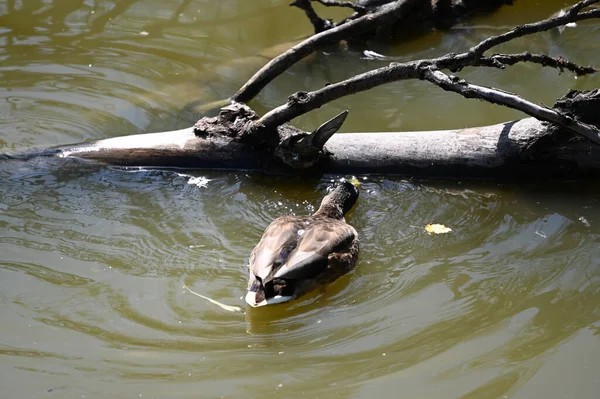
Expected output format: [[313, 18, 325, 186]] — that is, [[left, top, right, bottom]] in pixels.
[[12, 113, 596, 179], [3, 1, 598, 181]]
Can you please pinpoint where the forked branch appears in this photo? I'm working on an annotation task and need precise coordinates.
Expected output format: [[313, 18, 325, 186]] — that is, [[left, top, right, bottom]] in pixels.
[[251, 0, 600, 145]]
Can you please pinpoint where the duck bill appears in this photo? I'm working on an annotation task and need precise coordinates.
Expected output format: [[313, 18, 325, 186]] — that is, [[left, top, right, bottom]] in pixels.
[[245, 291, 293, 307]]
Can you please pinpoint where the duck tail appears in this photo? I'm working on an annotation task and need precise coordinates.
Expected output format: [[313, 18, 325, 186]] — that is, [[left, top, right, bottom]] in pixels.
[[245, 276, 266, 306], [245, 277, 294, 307]]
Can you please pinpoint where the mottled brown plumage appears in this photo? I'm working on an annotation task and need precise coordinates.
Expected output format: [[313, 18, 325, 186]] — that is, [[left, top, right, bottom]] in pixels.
[[245, 181, 359, 307]]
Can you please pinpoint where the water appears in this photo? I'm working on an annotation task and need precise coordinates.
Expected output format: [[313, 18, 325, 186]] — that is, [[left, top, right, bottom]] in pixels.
[[1, 1, 600, 398]]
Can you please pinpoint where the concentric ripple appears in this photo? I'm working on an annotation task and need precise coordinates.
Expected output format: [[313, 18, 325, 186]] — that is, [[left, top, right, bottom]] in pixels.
[[2, 159, 600, 398]]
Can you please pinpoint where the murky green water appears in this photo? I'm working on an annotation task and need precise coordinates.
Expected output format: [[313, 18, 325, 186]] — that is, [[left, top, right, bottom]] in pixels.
[[1, 1, 600, 398]]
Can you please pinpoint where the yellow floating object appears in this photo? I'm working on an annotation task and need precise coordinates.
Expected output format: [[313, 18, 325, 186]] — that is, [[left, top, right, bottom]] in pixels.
[[425, 223, 453, 234]]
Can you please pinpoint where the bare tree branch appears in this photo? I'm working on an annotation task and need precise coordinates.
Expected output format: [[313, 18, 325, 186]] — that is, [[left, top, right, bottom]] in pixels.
[[311, 0, 367, 12], [290, 0, 334, 34], [255, 60, 422, 129], [469, 0, 600, 57], [485, 52, 596, 76], [255, 43, 599, 133], [294, 0, 368, 32], [27, 1, 600, 176], [231, 0, 422, 103], [421, 68, 600, 145], [251, 0, 600, 145]]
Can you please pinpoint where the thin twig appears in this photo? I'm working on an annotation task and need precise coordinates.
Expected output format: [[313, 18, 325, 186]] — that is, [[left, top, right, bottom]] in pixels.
[[312, 0, 367, 12], [291, 0, 333, 34], [182, 285, 245, 313], [469, 0, 600, 57], [486, 52, 596, 76]]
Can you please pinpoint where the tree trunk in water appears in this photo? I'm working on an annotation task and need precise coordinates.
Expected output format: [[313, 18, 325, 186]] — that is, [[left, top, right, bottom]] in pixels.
[[24, 116, 596, 179]]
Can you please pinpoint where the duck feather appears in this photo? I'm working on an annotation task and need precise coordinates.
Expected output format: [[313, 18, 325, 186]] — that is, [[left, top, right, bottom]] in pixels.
[[246, 181, 359, 307]]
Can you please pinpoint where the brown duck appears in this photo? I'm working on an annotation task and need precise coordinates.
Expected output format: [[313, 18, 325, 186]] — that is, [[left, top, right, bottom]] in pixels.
[[245, 181, 360, 307]]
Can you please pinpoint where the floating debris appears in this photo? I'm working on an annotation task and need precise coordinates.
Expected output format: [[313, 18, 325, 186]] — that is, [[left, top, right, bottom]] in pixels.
[[176, 173, 211, 188], [183, 285, 244, 313], [579, 216, 591, 227], [425, 223, 453, 234], [187, 176, 211, 188]]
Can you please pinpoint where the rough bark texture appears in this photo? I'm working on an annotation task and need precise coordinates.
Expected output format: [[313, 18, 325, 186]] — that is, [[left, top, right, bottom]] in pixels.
[[324, 118, 599, 178], [553, 89, 600, 128], [11, 116, 597, 179]]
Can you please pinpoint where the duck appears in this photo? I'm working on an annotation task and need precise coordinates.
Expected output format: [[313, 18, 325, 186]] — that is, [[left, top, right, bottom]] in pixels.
[[245, 180, 360, 307]]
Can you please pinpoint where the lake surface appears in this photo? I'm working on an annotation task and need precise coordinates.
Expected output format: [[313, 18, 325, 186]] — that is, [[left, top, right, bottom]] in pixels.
[[1, 1, 600, 398]]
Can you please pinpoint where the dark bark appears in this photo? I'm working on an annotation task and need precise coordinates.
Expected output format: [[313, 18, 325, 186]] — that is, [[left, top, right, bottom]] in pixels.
[[353, 0, 514, 40]]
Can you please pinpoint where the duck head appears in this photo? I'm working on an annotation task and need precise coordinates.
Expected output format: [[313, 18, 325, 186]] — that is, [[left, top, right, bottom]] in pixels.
[[313, 180, 360, 220]]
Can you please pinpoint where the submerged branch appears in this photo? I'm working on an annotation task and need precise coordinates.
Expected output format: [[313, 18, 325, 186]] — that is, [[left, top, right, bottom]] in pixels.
[[291, 0, 369, 34]]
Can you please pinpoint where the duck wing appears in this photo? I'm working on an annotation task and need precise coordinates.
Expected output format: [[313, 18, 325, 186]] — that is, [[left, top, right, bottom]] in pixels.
[[273, 218, 357, 280], [249, 216, 306, 281]]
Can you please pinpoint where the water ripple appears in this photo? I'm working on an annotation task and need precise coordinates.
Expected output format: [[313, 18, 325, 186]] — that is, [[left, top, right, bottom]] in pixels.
[[2, 167, 600, 397]]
